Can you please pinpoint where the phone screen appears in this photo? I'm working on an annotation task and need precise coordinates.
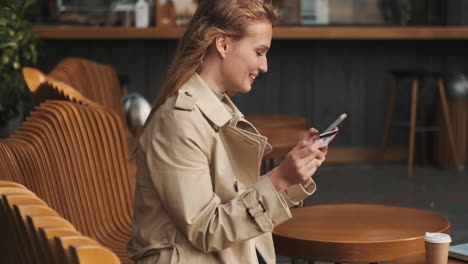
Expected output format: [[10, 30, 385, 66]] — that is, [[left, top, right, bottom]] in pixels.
[[319, 129, 338, 139], [313, 128, 338, 147]]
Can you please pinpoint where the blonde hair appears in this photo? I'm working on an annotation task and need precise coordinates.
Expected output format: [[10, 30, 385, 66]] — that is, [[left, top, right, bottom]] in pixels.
[[151, 0, 279, 111]]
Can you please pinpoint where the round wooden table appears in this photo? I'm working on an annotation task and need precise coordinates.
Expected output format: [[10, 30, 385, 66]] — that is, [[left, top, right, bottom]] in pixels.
[[273, 204, 451, 263]]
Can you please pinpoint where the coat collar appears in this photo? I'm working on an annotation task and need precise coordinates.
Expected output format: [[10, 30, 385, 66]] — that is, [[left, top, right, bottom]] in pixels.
[[179, 73, 243, 127]]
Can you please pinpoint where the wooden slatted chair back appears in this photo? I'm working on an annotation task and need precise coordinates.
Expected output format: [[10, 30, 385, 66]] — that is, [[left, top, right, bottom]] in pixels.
[[0, 101, 134, 263], [48, 57, 125, 119], [70, 244, 122, 264], [0, 142, 23, 182], [0, 183, 121, 264], [0, 188, 41, 264], [55, 235, 100, 263], [12, 204, 60, 264], [1, 193, 49, 263], [0, 180, 27, 189], [27, 215, 78, 264], [22, 58, 138, 166], [39, 227, 81, 264], [22, 67, 101, 109]]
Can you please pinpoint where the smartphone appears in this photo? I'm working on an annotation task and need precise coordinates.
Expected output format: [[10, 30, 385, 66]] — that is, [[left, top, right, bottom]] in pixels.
[[313, 128, 339, 148], [319, 129, 339, 139], [323, 113, 347, 133], [312, 113, 347, 147]]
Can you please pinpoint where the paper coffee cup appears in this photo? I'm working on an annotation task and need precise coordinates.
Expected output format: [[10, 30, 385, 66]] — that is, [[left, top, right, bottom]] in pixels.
[[425, 232, 452, 264]]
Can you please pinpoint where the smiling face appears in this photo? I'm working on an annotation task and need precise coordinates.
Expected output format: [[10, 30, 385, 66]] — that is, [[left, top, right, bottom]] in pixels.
[[220, 21, 272, 94]]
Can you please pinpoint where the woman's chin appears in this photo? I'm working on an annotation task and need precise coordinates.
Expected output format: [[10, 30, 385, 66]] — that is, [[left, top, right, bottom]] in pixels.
[[240, 84, 253, 93], [228, 86, 251, 95]]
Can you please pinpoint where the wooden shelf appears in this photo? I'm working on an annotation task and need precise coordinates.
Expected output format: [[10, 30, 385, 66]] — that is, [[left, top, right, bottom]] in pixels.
[[33, 25, 468, 40], [273, 26, 468, 40], [33, 25, 185, 39]]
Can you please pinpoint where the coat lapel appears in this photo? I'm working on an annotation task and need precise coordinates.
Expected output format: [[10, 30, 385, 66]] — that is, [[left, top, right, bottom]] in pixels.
[[220, 115, 272, 188], [182, 74, 272, 188]]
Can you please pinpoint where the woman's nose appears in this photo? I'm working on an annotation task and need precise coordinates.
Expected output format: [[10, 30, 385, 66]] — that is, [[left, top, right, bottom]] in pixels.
[[259, 57, 268, 73]]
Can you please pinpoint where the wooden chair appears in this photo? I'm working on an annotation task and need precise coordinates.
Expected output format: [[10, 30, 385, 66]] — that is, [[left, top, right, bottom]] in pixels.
[[0, 187, 43, 246], [23, 57, 125, 119], [38, 227, 81, 264], [22, 57, 138, 157], [0, 189, 42, 264], [11, 130, 67, 214], [49, 101, 133, 249], [0, 186, 36, 196], [0, 143, 23, 182], [70, 245, 122, 264], [22, 67, 99, 108], [0, 180, 27, 189], [3, 194, 52, 263], [13, 205, 60, 264], [0, 197, 55, 264], [0, 101, 134, 263], [27, 215, 79, 264], [49, 57, 125, 118], [0, 183, 121, 264], [55, 235, 100, 263]]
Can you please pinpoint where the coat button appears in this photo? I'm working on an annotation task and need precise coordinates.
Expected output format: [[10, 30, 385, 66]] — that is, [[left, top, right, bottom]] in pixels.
[[234, 181, 239, 192], [185, 91, 192, 97]]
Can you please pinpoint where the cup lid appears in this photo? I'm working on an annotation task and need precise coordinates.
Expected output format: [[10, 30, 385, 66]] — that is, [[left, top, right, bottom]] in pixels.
[[425, 232, 452, 243]]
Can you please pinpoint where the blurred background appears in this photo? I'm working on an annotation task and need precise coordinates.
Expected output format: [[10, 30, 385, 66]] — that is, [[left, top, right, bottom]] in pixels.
[[1, 0, 468, 263]]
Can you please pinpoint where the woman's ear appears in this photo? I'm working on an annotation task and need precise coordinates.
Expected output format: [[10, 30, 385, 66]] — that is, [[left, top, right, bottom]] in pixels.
[[214, 35, 229, 59]]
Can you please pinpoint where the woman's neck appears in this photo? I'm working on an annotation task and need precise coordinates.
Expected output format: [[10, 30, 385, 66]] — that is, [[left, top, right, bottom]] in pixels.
[[199, 57, 226, 94]]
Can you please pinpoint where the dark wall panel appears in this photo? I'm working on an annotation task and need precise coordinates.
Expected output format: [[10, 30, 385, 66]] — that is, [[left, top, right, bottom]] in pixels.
[[41, 39, 468, 147]]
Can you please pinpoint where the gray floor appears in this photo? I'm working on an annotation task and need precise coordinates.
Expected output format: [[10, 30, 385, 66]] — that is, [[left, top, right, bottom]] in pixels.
[[276, 163, 468, 264]]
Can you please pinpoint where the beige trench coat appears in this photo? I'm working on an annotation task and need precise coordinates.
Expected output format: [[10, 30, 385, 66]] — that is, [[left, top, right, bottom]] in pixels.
[[127, 74, 316, 264]]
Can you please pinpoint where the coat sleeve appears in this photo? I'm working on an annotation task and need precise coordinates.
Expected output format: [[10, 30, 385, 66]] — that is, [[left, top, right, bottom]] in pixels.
[[144, 110, 292, 253], [280, 178, 317, 207]]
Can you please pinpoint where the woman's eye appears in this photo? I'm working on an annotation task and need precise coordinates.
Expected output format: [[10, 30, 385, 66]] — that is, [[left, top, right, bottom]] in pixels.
[[256, 52, 262, 57]]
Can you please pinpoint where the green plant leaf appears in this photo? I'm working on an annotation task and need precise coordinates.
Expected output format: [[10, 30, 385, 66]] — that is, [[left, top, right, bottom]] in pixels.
[[0, 41, 14, 49], [0, 0, 41, 124], [22, 0, 37, 12], [1, 55, 9, 64]]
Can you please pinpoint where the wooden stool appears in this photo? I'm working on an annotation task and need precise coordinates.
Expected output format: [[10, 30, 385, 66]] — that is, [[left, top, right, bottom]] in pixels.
[[378, 69, 461, 177]]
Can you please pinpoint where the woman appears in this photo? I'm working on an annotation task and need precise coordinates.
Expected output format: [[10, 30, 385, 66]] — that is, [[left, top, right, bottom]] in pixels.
[[127, 1, 329, 263]]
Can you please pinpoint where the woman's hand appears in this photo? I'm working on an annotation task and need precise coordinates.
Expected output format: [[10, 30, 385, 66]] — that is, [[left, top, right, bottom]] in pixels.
[[268, 128, 328, 193]]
